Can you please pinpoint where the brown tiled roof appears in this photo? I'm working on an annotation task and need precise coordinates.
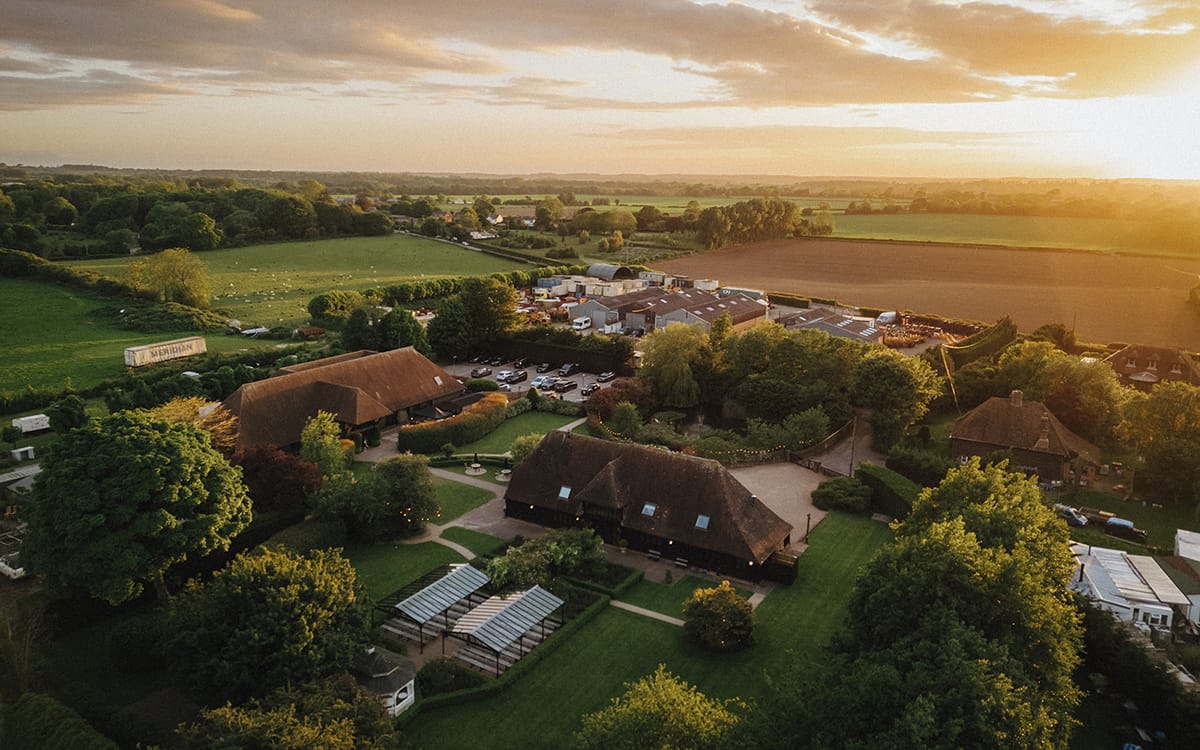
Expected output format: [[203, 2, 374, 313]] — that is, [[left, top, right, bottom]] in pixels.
[[950, 392, 1099, 463], [506, 432, 792, 564], [278, 350, 375, 374], [1103, 344, 1200, 386], [631, 289, 714, 317], [224, 347, 464, 449]]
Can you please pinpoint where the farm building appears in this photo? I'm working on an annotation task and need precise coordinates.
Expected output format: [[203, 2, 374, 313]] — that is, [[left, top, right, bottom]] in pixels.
[[657, 292, 767, 332], [586, 263, 635, 281], [504, 432, 793, 581], [222, 347, 465, 451], [1160, 530, 1200, 629], [10, 414, 49, 434], [950, 390, 1099, 482], [1071, 543, 1190, 629], [778, 308, 882, 344], [1103, 344, 1200, 392], [123, 336, 207, 367]]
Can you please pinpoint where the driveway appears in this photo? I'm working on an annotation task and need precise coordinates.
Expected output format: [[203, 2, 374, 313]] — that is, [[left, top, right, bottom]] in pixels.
[[729, 462, 826, 551]]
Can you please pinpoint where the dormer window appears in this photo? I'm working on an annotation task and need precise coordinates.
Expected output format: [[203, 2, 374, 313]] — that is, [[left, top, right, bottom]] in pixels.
[[695, 514, 710, 530], [1148, 360, 1159, 371], [1125, 358, 1136, 368], [559, 485, 571, 500], [1171, 363, 1183, 374], [641, 503, 657, 517]]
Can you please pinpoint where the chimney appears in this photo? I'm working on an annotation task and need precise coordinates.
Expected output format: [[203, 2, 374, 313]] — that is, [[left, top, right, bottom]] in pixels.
[[1010, 390, 1024, 407], [1034, 413, 1051, 451]]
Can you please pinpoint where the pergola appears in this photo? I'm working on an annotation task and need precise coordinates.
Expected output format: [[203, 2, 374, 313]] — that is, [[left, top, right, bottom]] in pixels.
[[449, 586, 565, 676], [388, 564, 490, 652]]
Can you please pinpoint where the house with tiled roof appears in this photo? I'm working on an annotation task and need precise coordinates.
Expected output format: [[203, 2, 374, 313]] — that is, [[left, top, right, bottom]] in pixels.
[[223, 348, 464, 451], [504, 432, 792, 580], [950, 390, 1099, 482], [1103, 344, 1200, 392]]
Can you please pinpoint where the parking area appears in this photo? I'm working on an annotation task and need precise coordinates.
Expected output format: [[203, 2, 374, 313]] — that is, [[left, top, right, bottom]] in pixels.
[[441, 358, 617, 404]]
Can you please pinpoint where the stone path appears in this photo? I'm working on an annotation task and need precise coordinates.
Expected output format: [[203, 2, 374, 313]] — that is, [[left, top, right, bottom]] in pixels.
[[610, 600, 685, 627]]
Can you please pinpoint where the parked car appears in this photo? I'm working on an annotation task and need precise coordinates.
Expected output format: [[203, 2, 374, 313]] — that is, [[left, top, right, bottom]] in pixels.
[[582, 383, 601, 397], [596, 371, 616, 383], [554, 379, 578, 393], [487, 355, 506, 366], [1053, 503, 1088, 527], [469, 366, 492, 378], [536, 362, 556, 373], [531, 375, 554, 390], [507, 370, 528, 383], [1105, 517, 1148, 544], [513, 357, 530, 368], [559, 362, 581, 376], [496, 370, 515, 383], [0, 552, 25, 580]]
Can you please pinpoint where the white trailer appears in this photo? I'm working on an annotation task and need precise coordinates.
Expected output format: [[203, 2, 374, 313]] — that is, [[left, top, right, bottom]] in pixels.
[[123, 336, 207, 367], [11, 414, 50, 434]]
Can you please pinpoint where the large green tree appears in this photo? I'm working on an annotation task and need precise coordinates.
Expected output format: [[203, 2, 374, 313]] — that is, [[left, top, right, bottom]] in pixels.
[[576, 665, 741, 750], [128, 247, 212, 307], [682, 580, 755, 652], [166, 546, 369, 702], [300, 410, 349, 478], [22, 411, 252, 604], [638, 323, 709, 408], [1122, 381, 1200, 512], [853, 347, 943, 449]]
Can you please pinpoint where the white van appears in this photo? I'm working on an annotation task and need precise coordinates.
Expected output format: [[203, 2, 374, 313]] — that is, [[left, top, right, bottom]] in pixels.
[[572, 316, 591, 331]]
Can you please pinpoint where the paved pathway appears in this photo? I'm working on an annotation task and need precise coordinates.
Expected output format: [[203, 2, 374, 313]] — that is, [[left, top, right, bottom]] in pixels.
[[610, 600, 685, 627]]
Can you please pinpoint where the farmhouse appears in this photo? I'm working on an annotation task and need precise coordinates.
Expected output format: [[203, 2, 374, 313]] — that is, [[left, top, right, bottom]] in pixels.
[[1103, 344, 1200, 392], [504, 432, 793, 580], [1071, 542, 1190, 629], [950, 390, 1099, 482], [222, 347, 464, 451]]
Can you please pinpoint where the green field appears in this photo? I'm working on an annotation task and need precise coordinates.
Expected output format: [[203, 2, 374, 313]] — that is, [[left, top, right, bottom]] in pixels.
[[344, 541, 466, 602], [833, 212, 1192, 255], [63, 235, 528, 327], [432, 477, 495, 524], [0, 277, 273, 397], [617, 574, 751, 618], [406, 513, 891, 749], [440, 527, 508, 557]]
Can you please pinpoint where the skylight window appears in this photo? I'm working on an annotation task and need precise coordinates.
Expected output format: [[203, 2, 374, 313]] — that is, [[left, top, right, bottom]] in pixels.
[[695, 514, 710, 530], [434, 375, 443, 385], [641, 503, 657, 516], [559, 485, 571, 500]]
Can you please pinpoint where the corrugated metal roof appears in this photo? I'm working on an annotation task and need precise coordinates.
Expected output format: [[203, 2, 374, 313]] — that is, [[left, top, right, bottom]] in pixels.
[[452, 585, 564, 653], [1129, 555, 1191, 605], [395, 564, 489, 624]]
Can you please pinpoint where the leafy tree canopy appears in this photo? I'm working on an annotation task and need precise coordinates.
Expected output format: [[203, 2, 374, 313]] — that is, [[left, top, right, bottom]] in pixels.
[[22, 411, 252, 604]]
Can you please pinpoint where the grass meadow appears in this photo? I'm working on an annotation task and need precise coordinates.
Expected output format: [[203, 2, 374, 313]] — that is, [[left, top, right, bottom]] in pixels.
[[440, 527, 508, 557], [63, 234, 528, 327], [452, 411, 579, 455], [406, 513, 892, 749], [0, 277, 266, 397], [432, 477, 495, 524]]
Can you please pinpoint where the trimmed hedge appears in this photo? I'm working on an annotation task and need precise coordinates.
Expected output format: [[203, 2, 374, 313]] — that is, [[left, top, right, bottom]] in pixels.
[[396, 392, 510, 453], [535, 397, 584, 417], [942, 316, 1018, 369], [3, 692, 119, 750], [856, 463, 921, 519], [505, 397, 533, 418], [767, 291, 811, 308]]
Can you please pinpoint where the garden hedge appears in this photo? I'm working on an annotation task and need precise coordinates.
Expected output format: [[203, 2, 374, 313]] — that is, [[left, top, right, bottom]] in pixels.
[[2, 692, 119, 750], [856, 463, 921, 519], [396, 392, 510, 453]]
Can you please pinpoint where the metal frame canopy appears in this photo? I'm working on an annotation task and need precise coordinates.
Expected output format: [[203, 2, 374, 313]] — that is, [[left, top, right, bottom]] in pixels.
[[395, 564, 489, 625], [452, 585, 564, 654]]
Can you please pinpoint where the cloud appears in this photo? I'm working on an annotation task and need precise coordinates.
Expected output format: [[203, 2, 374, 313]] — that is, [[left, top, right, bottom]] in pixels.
[[0, 69, 188, 110], [1, 0, 1198, 111]]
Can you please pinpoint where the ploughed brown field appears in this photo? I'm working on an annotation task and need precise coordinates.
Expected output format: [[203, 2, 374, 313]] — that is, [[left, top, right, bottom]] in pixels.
[[656, 238, 1200, 350]]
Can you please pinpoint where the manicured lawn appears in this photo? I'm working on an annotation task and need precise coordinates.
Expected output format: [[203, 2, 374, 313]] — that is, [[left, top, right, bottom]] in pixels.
[[0, 277, 268, 395], [440, 527, 509, 557], [343, 542, 465, 601], [617, 574, 751, 618], [453, 412, 578, 455], [65, 235, 526, 327], [432, 477, 495, 523], [406, 512, 891, 749]]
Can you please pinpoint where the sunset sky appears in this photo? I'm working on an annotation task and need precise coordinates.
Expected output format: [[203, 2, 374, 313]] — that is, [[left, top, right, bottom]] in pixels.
[[2, 0, 1199, 179]]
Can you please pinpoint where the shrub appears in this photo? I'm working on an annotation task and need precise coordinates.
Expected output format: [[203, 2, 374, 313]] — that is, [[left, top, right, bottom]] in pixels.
[[534, 397, 584, 417], [856, 463, 921, 519], [465, 378, 499, 392], [397, 392, 510, 453], [886, 446, 955, 487], [811, 476, 873, 513], [504, 397, 532, 418], [417, 657, 489, 697], [682, 580, 754, 652], [107, 612, 167, 674], [5, 692, 120, 750]]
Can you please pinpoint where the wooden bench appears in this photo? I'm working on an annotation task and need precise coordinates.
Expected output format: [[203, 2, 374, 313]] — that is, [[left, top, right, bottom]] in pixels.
[[646, 550, 662, 562], [674, 557, 689, 568]]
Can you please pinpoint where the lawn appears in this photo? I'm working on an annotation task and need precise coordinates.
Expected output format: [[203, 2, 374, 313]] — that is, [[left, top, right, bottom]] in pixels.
[[0, 277, 270, 396], [432, 477, 495, 524], [343, 541, 466, 602], [1063, 488, 1198, 551], [63, 234, 528, 327], [453, 411, 578, 455], [616, 574, 751, 618], [405, 513, 891, 749], [440, 527, 509, 557]]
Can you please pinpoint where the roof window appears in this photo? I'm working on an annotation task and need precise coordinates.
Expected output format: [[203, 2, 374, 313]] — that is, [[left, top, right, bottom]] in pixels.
[[695, 514, 710, 530], [559, 486, 571, 500], [641, 503, 657, 517]]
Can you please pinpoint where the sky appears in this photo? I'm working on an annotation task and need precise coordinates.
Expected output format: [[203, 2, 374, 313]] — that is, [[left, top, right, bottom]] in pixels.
[[2, 0, 1199, 180]]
